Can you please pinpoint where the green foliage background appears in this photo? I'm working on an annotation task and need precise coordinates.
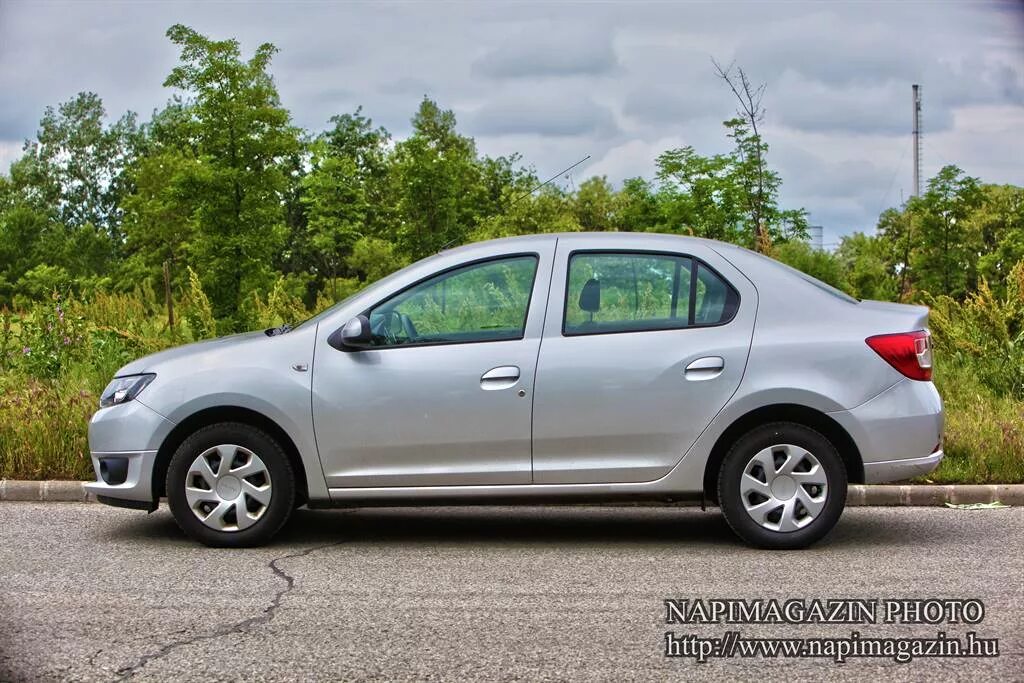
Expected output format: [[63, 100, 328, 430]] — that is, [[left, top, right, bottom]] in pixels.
[[1, 25, 1021, 483]]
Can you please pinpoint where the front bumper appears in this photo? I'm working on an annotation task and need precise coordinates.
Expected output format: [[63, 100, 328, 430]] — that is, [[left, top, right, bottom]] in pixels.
[[84, 450, 159, 503], [86, 399, 174, 506]]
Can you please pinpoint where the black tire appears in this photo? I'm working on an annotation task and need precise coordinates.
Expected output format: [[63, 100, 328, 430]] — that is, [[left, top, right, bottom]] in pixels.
[[166, 422, 295, 548], [717, 422, 847, 550]]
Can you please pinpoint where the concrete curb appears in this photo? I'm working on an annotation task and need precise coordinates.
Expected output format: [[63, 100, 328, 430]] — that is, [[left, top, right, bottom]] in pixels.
[[849, 484, 1024, 507], [0, 480, 97, 503], [0, 481, 1022, 506]]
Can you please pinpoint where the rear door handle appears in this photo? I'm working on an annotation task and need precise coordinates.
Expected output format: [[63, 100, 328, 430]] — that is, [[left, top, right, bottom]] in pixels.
[[684, 356, 724, 381], [480, 365, 520, 390]]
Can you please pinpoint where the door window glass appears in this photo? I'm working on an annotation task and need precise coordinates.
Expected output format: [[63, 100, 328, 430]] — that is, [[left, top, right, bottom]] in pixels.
[[564, 252, 737, 335], [368, 255, 538, 347]]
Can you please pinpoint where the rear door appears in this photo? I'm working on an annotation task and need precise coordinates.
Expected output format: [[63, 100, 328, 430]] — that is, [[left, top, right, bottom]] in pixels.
[[531, 238, 756, 484]]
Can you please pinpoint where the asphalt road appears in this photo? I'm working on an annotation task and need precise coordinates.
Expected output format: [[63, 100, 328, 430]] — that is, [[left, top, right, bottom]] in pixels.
[[1, 503, 1022, 682]]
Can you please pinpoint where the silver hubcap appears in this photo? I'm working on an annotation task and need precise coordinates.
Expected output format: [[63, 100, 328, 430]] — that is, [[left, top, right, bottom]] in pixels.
[[740, 444, 828, 533], [185, 445, 272, 532]]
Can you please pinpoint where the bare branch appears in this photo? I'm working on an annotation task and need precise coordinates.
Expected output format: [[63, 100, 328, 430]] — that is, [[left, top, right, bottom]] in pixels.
[[713, 57, 772, 251]]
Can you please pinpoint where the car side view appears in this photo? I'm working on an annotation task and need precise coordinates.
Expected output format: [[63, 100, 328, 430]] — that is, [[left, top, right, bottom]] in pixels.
[[86, 232, 944, 549]]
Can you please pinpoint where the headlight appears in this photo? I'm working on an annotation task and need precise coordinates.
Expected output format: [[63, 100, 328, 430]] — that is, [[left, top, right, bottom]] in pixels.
[[99, 374, 156, 408]]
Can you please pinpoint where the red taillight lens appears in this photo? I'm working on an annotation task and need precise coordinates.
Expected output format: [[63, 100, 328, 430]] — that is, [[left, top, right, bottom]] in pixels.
[[866, 330, 933, 381]]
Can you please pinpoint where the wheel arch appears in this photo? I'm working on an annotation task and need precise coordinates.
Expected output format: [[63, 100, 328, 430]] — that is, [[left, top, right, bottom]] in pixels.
[[152, 406, 309, 506], [702, 403, 864, 503]]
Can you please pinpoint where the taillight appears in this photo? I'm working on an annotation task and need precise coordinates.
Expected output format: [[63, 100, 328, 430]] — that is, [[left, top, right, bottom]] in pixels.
[[866, 330, 933, 381]]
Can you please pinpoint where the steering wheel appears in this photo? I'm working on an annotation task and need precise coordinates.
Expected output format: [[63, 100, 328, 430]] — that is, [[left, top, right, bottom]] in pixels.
[[376, 310, 419, 345], [400, 313, 418, 340]]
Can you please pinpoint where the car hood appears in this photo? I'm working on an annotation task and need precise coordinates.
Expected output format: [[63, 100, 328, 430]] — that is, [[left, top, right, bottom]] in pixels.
[[115, 331, 269, 376]]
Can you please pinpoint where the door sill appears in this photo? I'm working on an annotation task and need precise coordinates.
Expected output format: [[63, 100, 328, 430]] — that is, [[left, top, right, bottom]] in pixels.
[[327, 480, 701, 506]]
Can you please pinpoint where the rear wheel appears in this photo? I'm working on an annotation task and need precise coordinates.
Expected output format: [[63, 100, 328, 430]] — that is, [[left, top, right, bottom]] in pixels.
[[166, 422, 295, 547], [718, 422, 847, 549]]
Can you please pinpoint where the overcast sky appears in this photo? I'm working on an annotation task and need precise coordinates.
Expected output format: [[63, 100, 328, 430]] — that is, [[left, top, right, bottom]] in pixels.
[[1, 1, 1022, 244]]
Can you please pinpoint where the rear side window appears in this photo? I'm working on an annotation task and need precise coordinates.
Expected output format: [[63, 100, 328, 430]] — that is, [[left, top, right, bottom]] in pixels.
[[563, 252, 738, 336]]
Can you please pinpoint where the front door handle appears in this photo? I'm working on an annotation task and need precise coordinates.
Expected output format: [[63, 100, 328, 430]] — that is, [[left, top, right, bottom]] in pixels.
[[480, 365, 520, 390], [684, 356, 725, 381]]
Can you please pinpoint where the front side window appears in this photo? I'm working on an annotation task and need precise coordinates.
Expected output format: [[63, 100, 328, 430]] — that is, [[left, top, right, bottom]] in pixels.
[[367, 255, 538, 347], [564, 252, 737, 335]]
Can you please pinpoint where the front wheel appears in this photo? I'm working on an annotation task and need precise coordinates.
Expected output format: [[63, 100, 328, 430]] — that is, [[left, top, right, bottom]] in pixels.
[[166, 422, 295, 547], [717, 422, 847, 549]]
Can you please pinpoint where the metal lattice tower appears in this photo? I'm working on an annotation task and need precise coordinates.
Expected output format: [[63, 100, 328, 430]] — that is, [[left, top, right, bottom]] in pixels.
[[912, 84, 922, 198]]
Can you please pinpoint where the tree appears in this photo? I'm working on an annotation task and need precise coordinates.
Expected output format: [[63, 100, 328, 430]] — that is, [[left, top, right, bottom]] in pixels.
[[973, 184, 1024, 298], [772, 240, 846, 290], [162, 24, 302, 330], [345, 236, 408, 284], [875, 206, 916, 300], [0, 93, 140, 298], [14, 92, 139, 240], [713, 61, 807, 251], [654, 134, 806, 246], [471, 185, 580, 241], [909, 165, 983, 298], [390, 99, 484, 259], [0, 203, 59, 304], [655, 147, 745, 241], [300, 140, 367, 298], [321, 107, 392, 238], [834, 232, 899, 301], [614, 177, 660, 232], [574, 176, 617, 230], [119, 150, 200, 289]]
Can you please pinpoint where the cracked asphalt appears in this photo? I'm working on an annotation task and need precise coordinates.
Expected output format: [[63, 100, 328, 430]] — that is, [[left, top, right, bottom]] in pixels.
[[1, 503, 1022, 681]]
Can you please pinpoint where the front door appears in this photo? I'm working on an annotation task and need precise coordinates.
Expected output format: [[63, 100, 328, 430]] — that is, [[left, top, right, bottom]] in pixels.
[[531, 242, 756, 484], [312, 251, 551, 488]]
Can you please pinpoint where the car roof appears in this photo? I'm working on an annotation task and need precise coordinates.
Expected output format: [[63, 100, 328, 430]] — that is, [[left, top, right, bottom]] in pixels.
[[440, 231, 734, 256]]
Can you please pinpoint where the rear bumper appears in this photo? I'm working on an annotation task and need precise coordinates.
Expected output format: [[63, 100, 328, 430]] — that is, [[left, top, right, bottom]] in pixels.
[[863, 450, 944, 484], [828, 378, 944, 484]]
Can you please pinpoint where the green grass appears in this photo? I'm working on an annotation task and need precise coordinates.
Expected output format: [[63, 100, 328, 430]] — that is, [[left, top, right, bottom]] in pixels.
[[0, 376, 96, 479], [923, 363, 1024, 484]]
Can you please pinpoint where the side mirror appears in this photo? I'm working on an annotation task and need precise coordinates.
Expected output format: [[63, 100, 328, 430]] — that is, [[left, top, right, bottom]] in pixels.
[[328, 314, 373, 350]]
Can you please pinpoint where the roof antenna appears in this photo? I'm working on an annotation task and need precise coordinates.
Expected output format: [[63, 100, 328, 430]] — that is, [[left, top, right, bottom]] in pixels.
[[437, 154, 592, 252], [511, 154, 591, 205]]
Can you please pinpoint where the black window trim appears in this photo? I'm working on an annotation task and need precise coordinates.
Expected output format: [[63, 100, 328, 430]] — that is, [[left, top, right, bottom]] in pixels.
[[341, 251, 542, 351], [560, 248, 741, 338]]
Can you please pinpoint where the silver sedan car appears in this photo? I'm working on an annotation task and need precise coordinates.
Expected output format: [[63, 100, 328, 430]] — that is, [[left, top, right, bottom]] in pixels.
[[86, 232, 943, 549]]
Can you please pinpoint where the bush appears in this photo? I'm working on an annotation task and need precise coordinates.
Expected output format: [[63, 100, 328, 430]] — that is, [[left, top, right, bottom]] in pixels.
[[14, 293, 88, 381], [0, 378, 95, 479], [926, 362, 1024, 483], [771, 241, 846, 290], [927, 260, 1024, 399]]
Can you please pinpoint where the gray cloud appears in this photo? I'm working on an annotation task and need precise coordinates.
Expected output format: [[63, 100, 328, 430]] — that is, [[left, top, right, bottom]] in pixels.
[[622, 86, 729, 126], [468, 94, 619, 138], [731, 8, 1024, 136], [768, 76, 950, 136], [472, 26, 618, 79]]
